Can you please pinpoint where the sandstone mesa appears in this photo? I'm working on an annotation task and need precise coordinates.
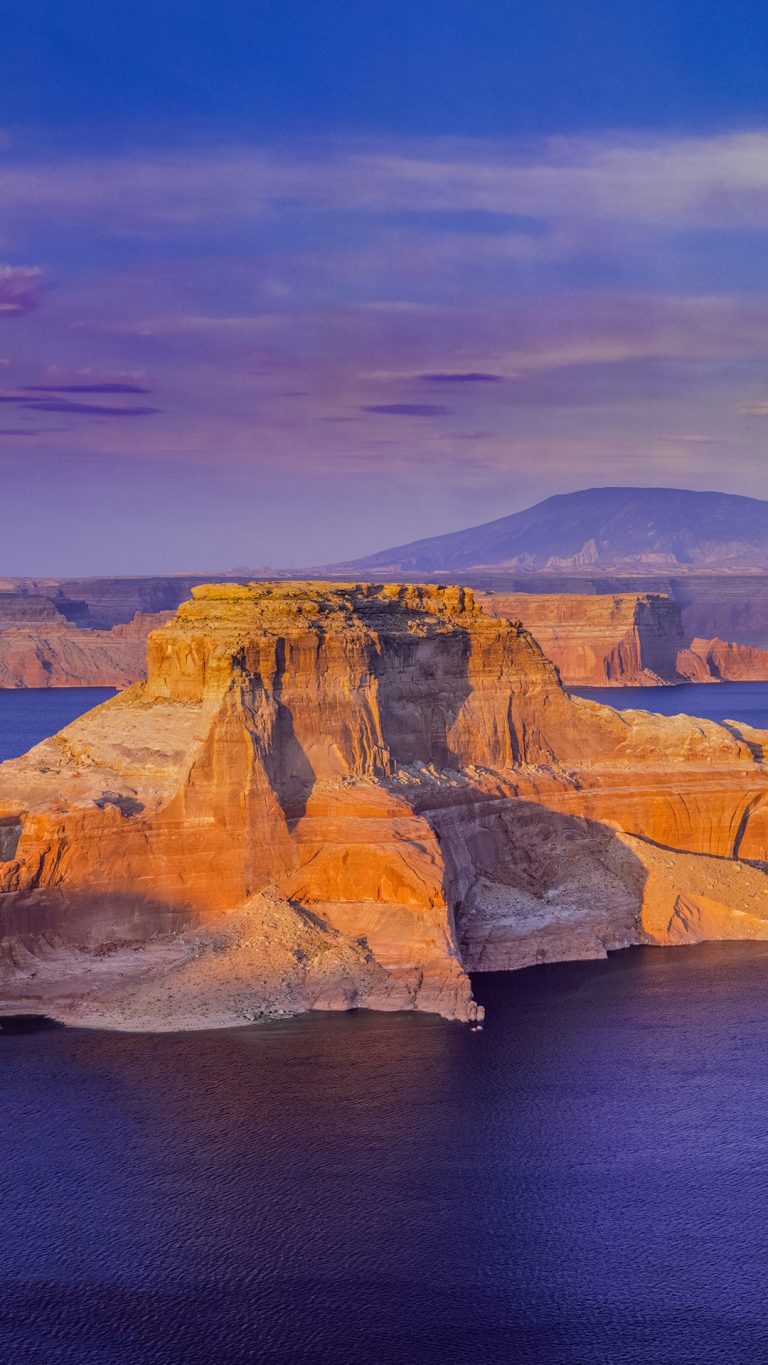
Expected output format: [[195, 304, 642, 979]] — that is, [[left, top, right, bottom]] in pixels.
[[0, 580, 767, 1031], [3, 572, 768, 691]]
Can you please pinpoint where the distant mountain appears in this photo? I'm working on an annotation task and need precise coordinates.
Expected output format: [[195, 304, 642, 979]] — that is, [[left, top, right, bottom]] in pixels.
[[338, 487, 768, 575]]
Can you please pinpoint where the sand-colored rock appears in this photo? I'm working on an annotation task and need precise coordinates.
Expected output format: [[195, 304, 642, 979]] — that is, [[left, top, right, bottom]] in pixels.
[[3, 571, 768, 685], [0, 580, 767, 1030]]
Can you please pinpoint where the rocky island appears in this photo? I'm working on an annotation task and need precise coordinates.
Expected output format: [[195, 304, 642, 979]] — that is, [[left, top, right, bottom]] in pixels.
[[0, 580, 767, 1031]]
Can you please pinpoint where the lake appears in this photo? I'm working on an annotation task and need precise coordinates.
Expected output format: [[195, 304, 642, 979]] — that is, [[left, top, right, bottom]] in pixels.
[[6, 952, 768, 1364], [2, 685, 768, 1364], [0, 687, 116, 762], [570, 679, 768, 728]]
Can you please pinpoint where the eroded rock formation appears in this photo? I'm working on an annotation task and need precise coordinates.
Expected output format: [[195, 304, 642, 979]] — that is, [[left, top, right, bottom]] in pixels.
[[0, 610, 172, 687], [482, 591, 768, 685], [480, 591, 683, 684], [676, 636, 768, 682], [0, 580, 767, 1030]]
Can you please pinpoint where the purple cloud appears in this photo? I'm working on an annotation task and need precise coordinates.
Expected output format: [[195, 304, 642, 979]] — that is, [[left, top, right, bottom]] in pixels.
[[21, 399, 161, 416], [24, 383, 151, 394], [361, 403, 449, 416], [0, 265, 43, 316], [419, 372, 503, 383], [3, 132, 768, 573]]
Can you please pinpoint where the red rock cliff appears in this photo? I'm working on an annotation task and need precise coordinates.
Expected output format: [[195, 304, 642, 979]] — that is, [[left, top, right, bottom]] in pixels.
[[480, 591, 685, 684], [0, 611, 172, 688], [483, 591, 768, 685]]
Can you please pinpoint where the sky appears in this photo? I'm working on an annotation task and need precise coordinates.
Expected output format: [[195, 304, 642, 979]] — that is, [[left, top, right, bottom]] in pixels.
[[3, 1, 768, 572]]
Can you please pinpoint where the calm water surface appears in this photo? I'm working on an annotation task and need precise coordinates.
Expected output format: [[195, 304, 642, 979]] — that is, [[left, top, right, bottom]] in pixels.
[[6, 955, 768, 1364], [0, 687, 115, 761], [570, 679, 768, 728], [2, 687, 768, 1363]]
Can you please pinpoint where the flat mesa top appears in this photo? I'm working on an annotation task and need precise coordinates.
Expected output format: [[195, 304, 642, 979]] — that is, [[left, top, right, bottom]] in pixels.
[[171, 580, 505, 637]]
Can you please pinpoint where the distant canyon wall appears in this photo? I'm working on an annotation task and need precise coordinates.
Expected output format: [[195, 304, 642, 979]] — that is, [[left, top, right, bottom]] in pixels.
[[481, 591, 768, 686], [0, 576, 223, 629], [463, 572, 768, 651], [0, 603, 172, 688], [1, 572, 768, 688]]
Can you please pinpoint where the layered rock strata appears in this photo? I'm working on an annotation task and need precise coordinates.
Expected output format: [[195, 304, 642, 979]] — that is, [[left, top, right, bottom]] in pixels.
[[465, 572, 768, 652], [0, 581, 767, 1030], [676, 636, 768, 682], [483, 591, 768, 685], [0, 611, 172, 687], [480, 591, 683, 684]]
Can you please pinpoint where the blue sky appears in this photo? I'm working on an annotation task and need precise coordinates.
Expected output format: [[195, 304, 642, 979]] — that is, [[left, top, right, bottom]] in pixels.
[[8, 1, 768, 142], [2, 2, 768, 571]]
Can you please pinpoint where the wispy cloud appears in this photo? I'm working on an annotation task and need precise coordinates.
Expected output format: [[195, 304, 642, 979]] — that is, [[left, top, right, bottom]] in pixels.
[[361, 403, 449, 416], [420, 372, 503, 383], [21, 399, 160, 416], [2, 129, 768, 567], [0, 389, 160, 417], [5, 132, 768, 233], [0, 264, 42, 314], [24, 382, 150, 394]]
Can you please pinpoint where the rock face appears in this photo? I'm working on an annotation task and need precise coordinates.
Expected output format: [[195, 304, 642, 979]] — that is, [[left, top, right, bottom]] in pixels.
[[481, 592, 684, 684], [2, 577, 220, 629], [0, 580, 767, 1031], [0, 574, 284, 630], [482, 591, 768, 685], [4, 566, 768, 688], [676, 637, 768, 682], [0, 611, 172, 687], [448, 572, 768, 653], [0, 595, 70, 628]]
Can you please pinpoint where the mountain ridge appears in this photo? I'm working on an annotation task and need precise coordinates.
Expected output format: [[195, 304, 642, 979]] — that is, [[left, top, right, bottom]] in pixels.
[[336, 486, 768, 575]]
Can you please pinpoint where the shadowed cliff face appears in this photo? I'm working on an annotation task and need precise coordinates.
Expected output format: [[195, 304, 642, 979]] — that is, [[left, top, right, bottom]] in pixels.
[[0, 580, 767, 1031]]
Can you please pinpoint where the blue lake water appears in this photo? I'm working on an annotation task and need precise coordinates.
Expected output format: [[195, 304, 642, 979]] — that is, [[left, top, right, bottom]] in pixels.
[[0, 687, 115, 761], [6, 953, 768, 1365], [570, 679, 768, 728], [3, 685, 768, 1363]]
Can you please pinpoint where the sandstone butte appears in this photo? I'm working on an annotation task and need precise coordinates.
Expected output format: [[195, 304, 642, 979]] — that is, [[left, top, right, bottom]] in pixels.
[[0, 596, 171, 688], [1, 580, 768, 1032], [481, 590, 768, 686], [3, 580, 768, 692]]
